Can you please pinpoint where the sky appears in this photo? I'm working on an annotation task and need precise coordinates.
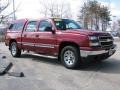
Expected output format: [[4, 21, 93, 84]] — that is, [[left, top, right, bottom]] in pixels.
[[5, 0, 120, 20]]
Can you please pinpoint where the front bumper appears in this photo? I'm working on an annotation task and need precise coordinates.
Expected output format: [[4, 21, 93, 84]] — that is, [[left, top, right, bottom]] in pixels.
[[80, 46, 116, 58]]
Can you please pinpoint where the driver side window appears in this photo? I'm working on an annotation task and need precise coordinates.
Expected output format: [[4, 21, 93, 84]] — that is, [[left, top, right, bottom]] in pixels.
[[39, 20, 52, 32], [66, 22, 78, 29]]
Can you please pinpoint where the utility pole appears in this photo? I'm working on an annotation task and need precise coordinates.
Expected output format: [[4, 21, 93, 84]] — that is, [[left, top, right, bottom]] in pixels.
[[13, 0, 16, 20]]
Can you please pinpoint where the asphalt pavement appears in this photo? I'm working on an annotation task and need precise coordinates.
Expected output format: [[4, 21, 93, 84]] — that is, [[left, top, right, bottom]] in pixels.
[[0, 40, 120, 90]]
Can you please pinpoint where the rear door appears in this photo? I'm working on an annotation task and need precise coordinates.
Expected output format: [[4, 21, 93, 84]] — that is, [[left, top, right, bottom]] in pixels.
[[22, 21, 37, 51], [34, 19, 57, 55]]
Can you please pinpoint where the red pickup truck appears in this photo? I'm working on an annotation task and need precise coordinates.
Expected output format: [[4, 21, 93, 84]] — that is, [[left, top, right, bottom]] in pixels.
[[5, 18, 116, 69]]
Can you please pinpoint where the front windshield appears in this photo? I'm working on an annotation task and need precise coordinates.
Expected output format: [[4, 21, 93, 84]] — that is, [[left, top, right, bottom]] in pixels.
[[53, 19, 81, 30]]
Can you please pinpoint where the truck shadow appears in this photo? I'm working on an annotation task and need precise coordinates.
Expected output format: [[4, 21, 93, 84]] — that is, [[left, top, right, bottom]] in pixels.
[[20, 54, 120, 74], [79, 58, 120, 74], [20, 54, 61, 66]]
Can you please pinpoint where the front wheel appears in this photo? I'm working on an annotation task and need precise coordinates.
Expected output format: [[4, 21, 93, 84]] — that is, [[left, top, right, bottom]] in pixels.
[[10, 42, 21, 57], [60, 46, 81, 69]]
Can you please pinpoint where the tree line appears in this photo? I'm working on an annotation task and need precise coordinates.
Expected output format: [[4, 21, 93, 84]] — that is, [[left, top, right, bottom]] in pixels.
[[78, 0, 110, 31], [0, 0, 111, 31]]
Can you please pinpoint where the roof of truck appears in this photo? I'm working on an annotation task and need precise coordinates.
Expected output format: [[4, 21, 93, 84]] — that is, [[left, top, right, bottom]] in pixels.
[[8, 17, 66, 24]]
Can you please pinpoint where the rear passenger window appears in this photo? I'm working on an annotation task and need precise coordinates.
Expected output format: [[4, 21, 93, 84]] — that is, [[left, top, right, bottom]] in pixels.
[[26, 21, 37, 32], [9, 23, 24, 31]]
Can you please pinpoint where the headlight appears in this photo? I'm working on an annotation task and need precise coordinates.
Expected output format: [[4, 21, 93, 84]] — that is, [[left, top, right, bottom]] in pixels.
[[89, 36, 100, 46], [89, 36, 98, 41]]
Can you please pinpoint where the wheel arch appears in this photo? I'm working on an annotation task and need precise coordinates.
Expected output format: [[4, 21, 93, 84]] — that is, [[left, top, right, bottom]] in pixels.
[[9, 39, 17, 49], [58, 41, 80, 56]]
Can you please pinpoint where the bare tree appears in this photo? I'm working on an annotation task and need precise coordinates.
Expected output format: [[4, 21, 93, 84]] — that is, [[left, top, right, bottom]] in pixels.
[[0, 0, 20, 24], [39, 0, 72, 18], [78, 0, 111, 31], [0, 0, 10, 22]]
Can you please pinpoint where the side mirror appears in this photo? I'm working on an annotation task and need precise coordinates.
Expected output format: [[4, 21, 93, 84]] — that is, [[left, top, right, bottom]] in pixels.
[[52, 29, 55, 34]]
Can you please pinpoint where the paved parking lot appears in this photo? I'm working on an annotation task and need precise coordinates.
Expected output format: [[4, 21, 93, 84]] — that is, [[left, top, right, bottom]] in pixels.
[[0, 41, 120, 90]]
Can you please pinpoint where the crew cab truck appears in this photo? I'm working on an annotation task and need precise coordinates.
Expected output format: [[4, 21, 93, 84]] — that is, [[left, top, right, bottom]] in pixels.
[[5, 18, 116, 69]]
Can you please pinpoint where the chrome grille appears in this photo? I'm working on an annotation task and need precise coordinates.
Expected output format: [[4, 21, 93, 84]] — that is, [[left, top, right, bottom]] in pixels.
[[99, 36, 113, 47]]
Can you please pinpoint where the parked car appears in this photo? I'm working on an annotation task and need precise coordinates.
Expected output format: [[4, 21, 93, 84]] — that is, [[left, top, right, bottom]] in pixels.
[[108, 31, 120, 39], [5, 18, 116, 69]]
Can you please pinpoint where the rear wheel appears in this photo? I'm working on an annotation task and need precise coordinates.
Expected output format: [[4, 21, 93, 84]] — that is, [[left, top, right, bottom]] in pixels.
[[10, 42, 21, 57], [60, 46, 81, 69]]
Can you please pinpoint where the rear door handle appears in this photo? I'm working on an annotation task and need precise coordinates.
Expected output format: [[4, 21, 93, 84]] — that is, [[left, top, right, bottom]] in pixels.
[[24, 34, 27, 37], [36, 35, 39, 38]]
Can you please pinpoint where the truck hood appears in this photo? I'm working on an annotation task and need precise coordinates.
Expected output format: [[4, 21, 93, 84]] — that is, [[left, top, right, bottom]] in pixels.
[[63, 29, 110, 36]]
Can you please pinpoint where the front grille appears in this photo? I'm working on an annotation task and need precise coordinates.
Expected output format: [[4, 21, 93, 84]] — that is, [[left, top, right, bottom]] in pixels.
[[99, 36, 113, 48]]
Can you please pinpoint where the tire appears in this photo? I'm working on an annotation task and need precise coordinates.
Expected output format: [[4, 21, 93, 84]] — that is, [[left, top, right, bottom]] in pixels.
[[10, 42, 21, 57], [60, 46, 81, 69]]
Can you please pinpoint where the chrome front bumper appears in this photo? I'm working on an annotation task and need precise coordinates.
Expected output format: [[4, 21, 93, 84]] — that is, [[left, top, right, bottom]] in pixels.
[[80, 47, 116, 57]]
